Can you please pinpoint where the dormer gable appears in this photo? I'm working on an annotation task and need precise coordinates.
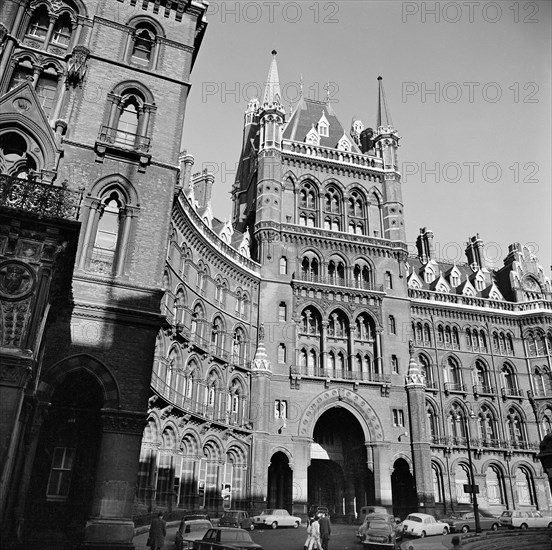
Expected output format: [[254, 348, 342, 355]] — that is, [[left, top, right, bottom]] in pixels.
[[471, 269, 487, 292], [432, 275, 450, 293], [197, 204, 213, 229], [459, 279, 477, 297], [407, 271, 424, 289], [215, 219, 233, 243], [482, 282, 503, 300], [421, 261, 439, 284], [305, 124, 320, 146], [337, 133, 352, 152], [447, 265, 462, 288], [317, 110, 329, 137]]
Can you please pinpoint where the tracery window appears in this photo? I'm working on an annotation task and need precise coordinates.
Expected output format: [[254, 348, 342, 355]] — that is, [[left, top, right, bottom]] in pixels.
[[298, 182, 317, 226]]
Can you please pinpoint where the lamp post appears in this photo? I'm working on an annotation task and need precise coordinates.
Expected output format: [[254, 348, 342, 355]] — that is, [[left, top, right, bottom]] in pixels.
[[457, 410, 482, 534]]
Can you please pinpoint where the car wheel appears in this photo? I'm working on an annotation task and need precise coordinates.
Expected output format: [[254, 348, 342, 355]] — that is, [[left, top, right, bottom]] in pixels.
[[294, 521, 300, 529], [520, 523, 528, 530], [491, 523, 499, 531], [461, 525, 469, 533], [548, 522, 552, 529], [443, 527, 449, 535], [271, 521, 278, 529], [250, 523, 255, 531], [420, 531, 426, 538]]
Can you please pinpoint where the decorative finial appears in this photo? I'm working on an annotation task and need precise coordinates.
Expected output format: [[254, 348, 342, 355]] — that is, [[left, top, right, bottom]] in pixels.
[[377, 76, 383, 81], [259, 323, 265, 340], [409, 339, 414, 357], [272, 49, 277, 56]]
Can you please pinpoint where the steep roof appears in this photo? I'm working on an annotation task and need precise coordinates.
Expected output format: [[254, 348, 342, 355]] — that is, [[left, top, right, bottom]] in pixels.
[[283, 97, 358, 151]]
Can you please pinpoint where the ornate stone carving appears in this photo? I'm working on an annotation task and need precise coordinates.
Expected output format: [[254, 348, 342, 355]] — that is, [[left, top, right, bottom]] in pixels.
[[102, 409, 147, 435], [0, 261, 35, 300], [66, 45, 90, 88]]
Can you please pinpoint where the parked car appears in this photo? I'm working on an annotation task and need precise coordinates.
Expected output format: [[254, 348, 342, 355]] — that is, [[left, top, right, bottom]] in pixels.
[[219, 510, 255, 530], [358, 506, 391, 524], [444, 510, 500, 533], [253, 509, 302, 529], [175, 519, 213, 550], [499, 510, 552, 529], [401, 513, 449, 538], [308, 505, 330, 519], [360, 513, 402, 549], [180, 510, 211, 522], [192, 527, 262, 549]]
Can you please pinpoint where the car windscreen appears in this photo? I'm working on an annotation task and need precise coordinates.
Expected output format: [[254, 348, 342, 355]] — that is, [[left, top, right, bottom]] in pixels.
[[222, 513, 239, 519], [262, 509, 273, 515], [185, 522, 211, 533], [406, 515, 422, 522]]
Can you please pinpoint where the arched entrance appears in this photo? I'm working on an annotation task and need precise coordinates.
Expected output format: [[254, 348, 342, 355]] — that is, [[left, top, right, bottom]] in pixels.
[[308, 407, 372, 519], [267, 452, 293, 511], [24, 370, 103, 546], [391, 458, 417, 519]]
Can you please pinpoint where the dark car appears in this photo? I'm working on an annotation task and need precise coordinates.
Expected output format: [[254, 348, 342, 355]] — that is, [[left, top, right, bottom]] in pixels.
[[444, 510, 500, 533], [219, 510, 255, 530], [192, 527, 262, 550], [362, 513, 402, 550], [175, 519, 213, 550], [308, 505, 330, 519]]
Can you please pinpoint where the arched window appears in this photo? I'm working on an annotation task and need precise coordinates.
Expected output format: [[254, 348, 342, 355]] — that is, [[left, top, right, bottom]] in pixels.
[[419, 355, 434, 388], [328, 310, 348, 339], [210, 317, 225, 351], [52, 12, 73, 46], [542, 407, 552, 435], [279, 256, 287, 275], [301, 254, 319, 280], [424, 323, 432, 344], [298, 182, 318, 226], [301, 307, 321, 336], [447, 407, 467, 445], [190, 304, 205, 341], [515, 466, 536, 506], [474, 360, 492, 394], [506, 407, 527, 448], [368, 192, 382, 237], [131, 23, 157, 66], [533, 366, 552, 397], [89, 190, 122, 274], [184, 360, 198, 402], [477, 405, 498, 446], [327, 258, 346, 285], [353, 261, 372, 289], [355, 314, 373, 341], [0, 131, 39, 179], [432, 463, 445, 503], [501, 363, 519, 397], [444, 357, 462, 391], [27, 6, 49, 38], [278, 344, 286, 363], [323, 187, 342, 231], [427, 403, 439, 443], [485, 465, 506, 506], [388, 315, 396, 335], [231, 328, 246, 366]]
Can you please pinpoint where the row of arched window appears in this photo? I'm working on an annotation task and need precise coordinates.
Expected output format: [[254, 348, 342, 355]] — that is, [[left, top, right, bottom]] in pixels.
[[298, 253, 392, 290], [154, 352, 250, 425], [427, 401, 533, 449], [418, 353, 551, 398], [432, 461, 538, 508], [412, 322, 515, 356], [137, 418, 248, 508], [298, 182, 384, 237]]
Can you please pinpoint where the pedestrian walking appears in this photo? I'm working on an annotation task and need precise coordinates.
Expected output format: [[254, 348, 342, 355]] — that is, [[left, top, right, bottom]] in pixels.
[[148, 511, 167, 550], [318, 513, 331, 550], [451, 535, 463, 548], [305, 517, 322, 550]]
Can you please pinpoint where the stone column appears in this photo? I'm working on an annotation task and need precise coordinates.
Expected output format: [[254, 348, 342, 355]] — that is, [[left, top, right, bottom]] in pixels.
[[370, 442, 392, 506], [321, 321, 329, 372], [81, 409, 146, 550], [290, 437, 310, 518]]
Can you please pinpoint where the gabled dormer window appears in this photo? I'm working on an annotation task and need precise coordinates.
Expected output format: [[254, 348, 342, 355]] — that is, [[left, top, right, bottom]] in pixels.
[[306, 126, 320, 146], [337, 134, 351, 152], [28, 7, 49, 38], [317, 111, 329, 137]]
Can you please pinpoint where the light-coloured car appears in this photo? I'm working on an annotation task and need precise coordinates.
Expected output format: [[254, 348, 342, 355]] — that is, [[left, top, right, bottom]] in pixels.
[[175, 519, 213, 550], [499, 510, 552, 529], [253, 508, 301, 529], [444, 510, 500, 533], [401, 513, 449, 538]]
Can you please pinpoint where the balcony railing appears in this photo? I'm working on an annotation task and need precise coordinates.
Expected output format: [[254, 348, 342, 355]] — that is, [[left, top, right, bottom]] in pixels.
[[151, 372, 251, 428], [430, 435, 538, 452], [0, 174, 82, 220], [291, 365, 390, 383], [294, 273, 384, 292], [473, 384, 495, 396], [98, 126, 151, 153], [444, 382, 467, 393], [501, 387, 523, 398]]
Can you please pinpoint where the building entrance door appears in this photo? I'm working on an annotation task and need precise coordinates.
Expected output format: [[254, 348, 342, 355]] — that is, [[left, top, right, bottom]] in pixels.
[[267, 451, 292, 511]]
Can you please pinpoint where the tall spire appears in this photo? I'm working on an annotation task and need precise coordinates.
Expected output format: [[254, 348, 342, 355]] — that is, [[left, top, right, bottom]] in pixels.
[[376, 76, 393, 129], [262, 50, 282, 106]]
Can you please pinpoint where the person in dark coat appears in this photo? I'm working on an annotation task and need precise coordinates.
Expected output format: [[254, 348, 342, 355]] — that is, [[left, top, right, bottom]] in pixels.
[[318, 513, 331, 550], [148, 512, 167, 550]]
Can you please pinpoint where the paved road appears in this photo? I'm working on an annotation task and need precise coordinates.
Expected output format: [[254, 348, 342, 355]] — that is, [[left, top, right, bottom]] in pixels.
[[133, 522, 455, 550]]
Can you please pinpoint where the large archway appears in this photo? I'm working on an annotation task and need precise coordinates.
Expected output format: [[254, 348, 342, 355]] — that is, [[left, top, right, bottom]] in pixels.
[[308, 407, 372, 519], [24, 370, 104, 547], [391, 458, 417, 519], [267, 451, 293, 511]]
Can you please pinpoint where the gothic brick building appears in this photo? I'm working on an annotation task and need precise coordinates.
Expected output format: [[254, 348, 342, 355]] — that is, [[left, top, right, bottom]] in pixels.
[[0, 1, 208, 549], [141, 52, 552, 521], [1, 3, 551, 549]]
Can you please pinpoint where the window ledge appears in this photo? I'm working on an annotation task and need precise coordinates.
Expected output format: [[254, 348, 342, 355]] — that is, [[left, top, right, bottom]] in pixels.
[[95, 126, 151, 171]]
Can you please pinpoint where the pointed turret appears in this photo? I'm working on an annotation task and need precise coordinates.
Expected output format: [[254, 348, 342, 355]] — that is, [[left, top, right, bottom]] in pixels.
[[376, 76, 394, 130], [262, 50, 282, 107]]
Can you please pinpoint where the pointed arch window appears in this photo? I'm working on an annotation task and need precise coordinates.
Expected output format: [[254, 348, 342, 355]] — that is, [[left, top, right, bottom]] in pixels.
[[501, 363, 520, 397], [298, 183, 318, 226], [368, 193, 383, 237], [506, 407, 528, 448], [79, 183, 140, 277], [27, 6, 49, 38], [36, 68, 60, 119], [444, 357, 462, 391], [231, 328, 246, 366], [52, 13, 73, 46], [427, 404, 439, 443]]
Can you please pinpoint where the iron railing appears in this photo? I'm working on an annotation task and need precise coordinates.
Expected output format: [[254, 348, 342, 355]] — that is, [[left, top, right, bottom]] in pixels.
[[98, 126, 151, 153], [0, 174, 82, 220], [290, 365, 390, 383]]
